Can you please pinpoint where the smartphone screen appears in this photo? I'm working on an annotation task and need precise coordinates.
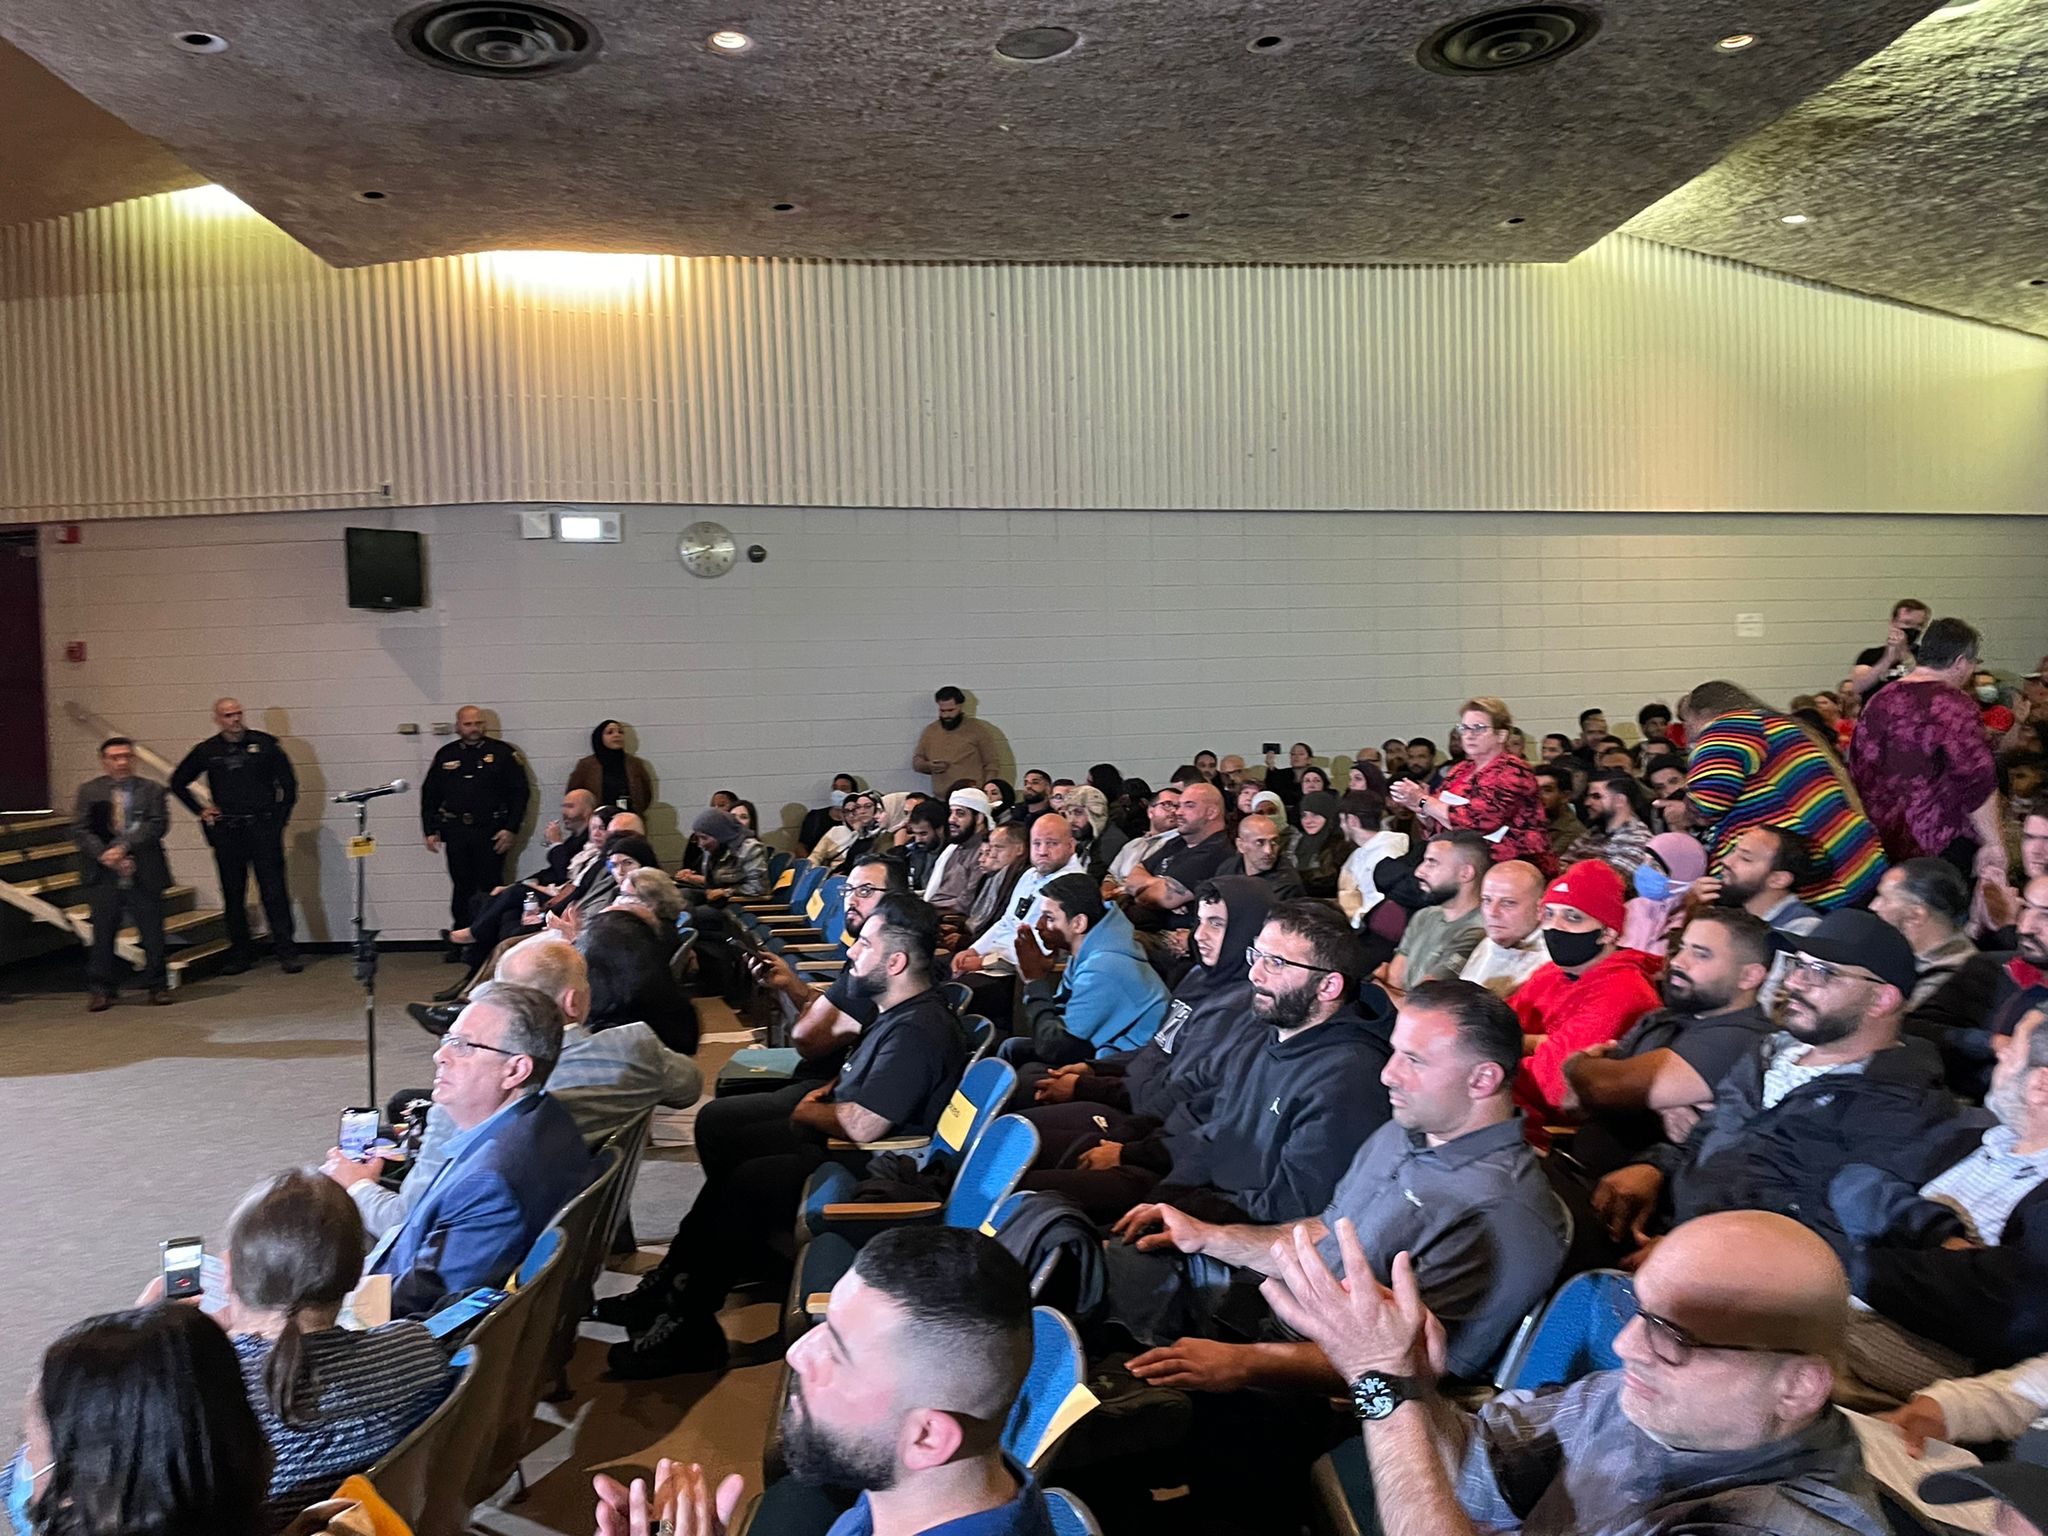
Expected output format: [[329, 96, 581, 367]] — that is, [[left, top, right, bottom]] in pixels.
[[339, 1107, 380, 1161], [1263, 743, 1282, 756], [161, 1236, 205, 1300]]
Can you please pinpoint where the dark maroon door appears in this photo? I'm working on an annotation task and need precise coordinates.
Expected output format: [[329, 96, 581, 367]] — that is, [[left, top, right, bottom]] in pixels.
[[0, 530, 52, 811]]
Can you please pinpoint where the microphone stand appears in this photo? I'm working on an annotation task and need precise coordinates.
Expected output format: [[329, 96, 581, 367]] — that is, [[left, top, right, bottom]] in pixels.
[[351, 798, 381, 1106]]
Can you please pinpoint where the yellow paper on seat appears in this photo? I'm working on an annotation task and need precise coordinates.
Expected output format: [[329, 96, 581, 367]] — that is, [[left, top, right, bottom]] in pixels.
[[1028, 1381, 1100, 1467], [937, 1088, 975, 1149], [338, 1274, 391, 1331], [772, 868, 794, 892], [806, 890, 826, 921]]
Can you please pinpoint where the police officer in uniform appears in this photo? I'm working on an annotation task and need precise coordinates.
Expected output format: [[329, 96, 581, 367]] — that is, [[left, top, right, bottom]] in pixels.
[[170, 698, 302, 975], [421, 704, 531, 940]]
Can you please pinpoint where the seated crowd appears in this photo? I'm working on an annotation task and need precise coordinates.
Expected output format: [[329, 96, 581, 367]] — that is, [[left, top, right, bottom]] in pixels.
[[15, 609, 2048, 1536]]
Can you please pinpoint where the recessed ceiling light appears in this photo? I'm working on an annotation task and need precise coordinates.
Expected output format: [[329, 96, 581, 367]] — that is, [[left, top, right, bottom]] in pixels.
[[707, 28, 752, 52], [1779, 213, 1811, 225], [356, 189, 388, 201], [1502, 215, 1527, 226], [771, 201, 798, 213], [2020, 277, 2048, 289], [1715, 32, 1757, 51], [995, 26, 1080, 61], [172, 30, 229, 53], [1164, 211, 1192, 223], [1248, 33, 1286, 50]]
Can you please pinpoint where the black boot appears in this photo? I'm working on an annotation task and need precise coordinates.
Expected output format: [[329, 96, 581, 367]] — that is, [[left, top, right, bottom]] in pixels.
[[591, 1265, 682, 1331]]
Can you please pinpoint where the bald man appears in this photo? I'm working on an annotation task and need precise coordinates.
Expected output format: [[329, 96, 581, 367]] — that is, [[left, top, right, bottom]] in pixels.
[[1458, 860, 1548, 999], [1263, 1209, 1889, 1536], [421, 704, 531, 932], [170, 696, 302, 974], [1124, 782, 1235, 973]]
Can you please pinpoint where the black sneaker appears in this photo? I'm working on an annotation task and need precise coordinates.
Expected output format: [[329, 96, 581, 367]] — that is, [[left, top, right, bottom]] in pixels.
[[591, 1267, 679, 1330], [408, 1002, 460, 1038], [219, 953, 253, 976], [607, 1312, 728, 1380], [277, 952, 304, 974]]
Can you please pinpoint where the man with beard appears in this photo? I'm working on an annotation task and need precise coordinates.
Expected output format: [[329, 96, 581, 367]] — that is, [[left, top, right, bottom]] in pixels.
[[1697, 823, 1824, 1010], [911, 685, 1002, 798], [1564, 771, 1658, 883], [1123, 783, 1234, 971], [1508, 860, 1662, 1138], [610, 895, 965, 1377], [901, 799, 949, 894], [1103, 903, 1394, 1343], [1377, 832, 1490, 1005], [923, 787, 992, 914], [955, 814, 1081, 978], [1260, 1210, 1889, 1536], [1560, 909, 1777, 1178], [1013, 768, 1056, 826], [1591, 909, 1972, 1266], [596, 1228, 1044, 1536], [1829, 1008, 2048, 1402]]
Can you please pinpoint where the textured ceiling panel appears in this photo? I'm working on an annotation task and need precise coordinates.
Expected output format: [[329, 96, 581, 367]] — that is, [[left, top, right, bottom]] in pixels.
[[0, 42, 201, 223], [0, 1, 1941, 267], [1626, 0, 2048, 339]]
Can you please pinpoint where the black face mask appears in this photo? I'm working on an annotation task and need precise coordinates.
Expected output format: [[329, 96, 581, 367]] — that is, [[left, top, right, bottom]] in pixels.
[[1544, 927, 1604, 968]]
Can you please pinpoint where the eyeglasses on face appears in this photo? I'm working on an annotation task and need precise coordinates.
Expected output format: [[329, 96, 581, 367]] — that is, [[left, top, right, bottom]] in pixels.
[[1245, 944, 1331, 977], [439, 1033, 523, 1060], [1630, 1300, 1787, 1369], [845, 883, 886, 901], [1786, 954, 1880, 986]]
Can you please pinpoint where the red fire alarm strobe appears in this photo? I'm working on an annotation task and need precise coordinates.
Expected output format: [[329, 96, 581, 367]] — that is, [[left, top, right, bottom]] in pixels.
[[64, 641, 87, 663], [55, 525, 81, 545]]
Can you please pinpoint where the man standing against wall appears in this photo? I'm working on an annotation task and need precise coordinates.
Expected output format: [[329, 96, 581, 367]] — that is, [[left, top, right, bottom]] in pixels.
[[912, 685, 1001, 796], [71, 737, 173, 1011], [421, 705, 530, 939], [169, 698, 301, 976]]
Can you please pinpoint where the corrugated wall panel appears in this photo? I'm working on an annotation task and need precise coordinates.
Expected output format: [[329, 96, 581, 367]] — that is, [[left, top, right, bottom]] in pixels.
[[3, 189, 2047, 521]]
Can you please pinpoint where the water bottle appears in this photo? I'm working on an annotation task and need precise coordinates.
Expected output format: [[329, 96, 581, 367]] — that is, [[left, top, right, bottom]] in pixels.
[[523, 890, 541, 923]]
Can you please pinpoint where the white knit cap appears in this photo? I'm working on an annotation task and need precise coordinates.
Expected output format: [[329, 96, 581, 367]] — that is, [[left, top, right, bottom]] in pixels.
[[949, 787, 993, 818]]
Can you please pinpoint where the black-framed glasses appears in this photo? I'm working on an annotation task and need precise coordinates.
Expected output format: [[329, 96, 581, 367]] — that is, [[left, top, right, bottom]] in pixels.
[[439, 1033, 523, 1060], [1632, 1302, 1787, 1368], [1786, 955, 1880, 987], [1245, 945, 1331, 977], [845, 883, 886, 901]]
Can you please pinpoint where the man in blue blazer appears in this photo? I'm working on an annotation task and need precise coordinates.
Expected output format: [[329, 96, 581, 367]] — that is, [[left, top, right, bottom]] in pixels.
[[360, 981, 596, 1317]]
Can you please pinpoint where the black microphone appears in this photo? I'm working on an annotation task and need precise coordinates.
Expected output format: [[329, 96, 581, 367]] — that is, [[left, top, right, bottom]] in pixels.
[[331, 779, 410, 804]]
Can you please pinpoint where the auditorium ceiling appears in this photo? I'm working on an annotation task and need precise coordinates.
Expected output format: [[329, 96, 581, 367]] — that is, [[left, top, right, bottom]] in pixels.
[[1, 1, 2043, 336]]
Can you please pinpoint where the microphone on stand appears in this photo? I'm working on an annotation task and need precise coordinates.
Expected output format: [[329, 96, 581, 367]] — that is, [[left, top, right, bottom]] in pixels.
[[331, 779, 410, 804]]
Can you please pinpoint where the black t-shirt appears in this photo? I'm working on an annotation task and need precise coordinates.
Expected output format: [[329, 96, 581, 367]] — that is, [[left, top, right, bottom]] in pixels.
[[1133, 829, 1232, 931], [1855, 643, 1914, 695], [1570, 1004, 1773, 1178], [832, 987, 967, 1137]]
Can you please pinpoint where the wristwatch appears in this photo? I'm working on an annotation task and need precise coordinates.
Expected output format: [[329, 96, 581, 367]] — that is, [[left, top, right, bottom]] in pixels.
[[1348, 1369, 1422, 1422]]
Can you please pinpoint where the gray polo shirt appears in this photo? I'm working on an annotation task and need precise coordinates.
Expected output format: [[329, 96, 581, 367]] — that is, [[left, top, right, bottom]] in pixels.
[[1316, 1116, 1568, 1380]]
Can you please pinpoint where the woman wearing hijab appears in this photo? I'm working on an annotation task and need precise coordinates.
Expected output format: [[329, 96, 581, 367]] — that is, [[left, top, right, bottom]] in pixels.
[[809, 791, 881, 871], [1291, 789, 1344, 898], [1620, 831, 1709, 959], [1013, 876, 1276, 1221], [566, 719, 655, 813], [983, 778, 1019, 827]]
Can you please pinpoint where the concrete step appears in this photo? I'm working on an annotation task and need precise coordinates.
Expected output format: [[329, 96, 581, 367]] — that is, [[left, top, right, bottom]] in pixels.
[[168, 938, 233, 986]]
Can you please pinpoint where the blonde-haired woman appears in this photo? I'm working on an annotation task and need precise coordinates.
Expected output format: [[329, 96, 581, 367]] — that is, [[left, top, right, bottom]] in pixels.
[[1388, 696, 1556, 876]]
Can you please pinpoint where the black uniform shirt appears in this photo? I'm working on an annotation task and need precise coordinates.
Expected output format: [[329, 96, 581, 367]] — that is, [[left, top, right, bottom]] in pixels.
[[169, 731, 298, 820], [420, 737, 530, 831]]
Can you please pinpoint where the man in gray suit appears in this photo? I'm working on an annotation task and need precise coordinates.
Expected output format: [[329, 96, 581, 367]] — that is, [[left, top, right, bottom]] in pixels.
[[71, 736, 173, 1010]]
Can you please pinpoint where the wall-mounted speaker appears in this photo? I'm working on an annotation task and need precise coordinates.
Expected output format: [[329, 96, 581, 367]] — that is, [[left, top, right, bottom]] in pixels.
[[345, 527, 426, 610]]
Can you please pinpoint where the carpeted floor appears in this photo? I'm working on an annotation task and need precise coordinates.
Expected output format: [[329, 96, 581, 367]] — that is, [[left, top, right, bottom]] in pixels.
[[0, 949, 787, 1536]]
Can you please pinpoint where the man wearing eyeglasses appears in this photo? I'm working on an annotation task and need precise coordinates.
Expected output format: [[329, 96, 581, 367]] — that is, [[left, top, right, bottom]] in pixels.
[[359, 981, 593, 1317], [1261, 1209, 1891, 1536], [1591, 909, 1973, 1268]]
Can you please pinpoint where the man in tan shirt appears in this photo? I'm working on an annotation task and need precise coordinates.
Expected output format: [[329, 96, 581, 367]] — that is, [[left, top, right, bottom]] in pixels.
[[912, 685, 1002, 795]]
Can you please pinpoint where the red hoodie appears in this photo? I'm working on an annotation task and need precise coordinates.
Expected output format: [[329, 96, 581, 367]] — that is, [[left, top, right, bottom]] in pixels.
[[1512, 946, 1664, 1138]]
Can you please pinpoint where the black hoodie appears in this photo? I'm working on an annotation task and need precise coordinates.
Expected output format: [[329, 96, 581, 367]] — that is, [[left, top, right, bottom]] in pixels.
[[1077, 876, 1274, 1128], [1148, 980, 1397, 1226]]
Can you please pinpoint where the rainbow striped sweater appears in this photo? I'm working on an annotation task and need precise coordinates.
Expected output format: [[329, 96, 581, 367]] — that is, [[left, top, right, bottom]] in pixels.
[[1684, 709, 1887, 909]]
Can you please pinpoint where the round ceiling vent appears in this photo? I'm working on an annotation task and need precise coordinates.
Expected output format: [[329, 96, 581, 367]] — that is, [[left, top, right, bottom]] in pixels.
[[396, 2, 598, 78], [1419, 6, 1598, 74]]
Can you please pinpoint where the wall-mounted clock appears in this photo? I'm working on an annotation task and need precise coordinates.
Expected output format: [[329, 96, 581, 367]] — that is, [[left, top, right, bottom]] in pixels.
[[678, 520, 737, 578]]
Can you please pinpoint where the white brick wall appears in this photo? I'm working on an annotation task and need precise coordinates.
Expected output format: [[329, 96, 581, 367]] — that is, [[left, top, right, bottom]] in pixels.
[[38, 505, 2048, 941]]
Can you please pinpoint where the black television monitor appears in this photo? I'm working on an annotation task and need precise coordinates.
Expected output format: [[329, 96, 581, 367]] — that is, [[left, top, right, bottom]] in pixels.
[[344, 527, 425, 610]]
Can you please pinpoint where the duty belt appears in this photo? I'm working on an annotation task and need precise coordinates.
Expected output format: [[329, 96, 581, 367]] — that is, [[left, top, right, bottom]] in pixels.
[[439, 811, 497, 826]]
